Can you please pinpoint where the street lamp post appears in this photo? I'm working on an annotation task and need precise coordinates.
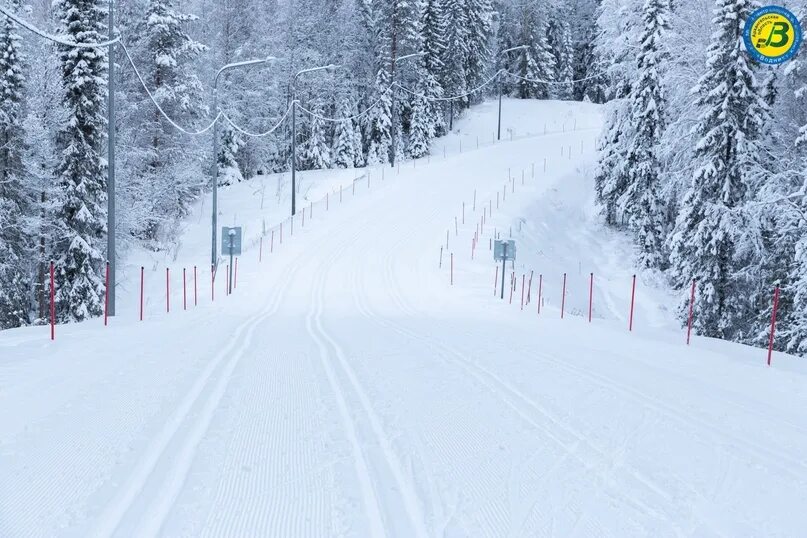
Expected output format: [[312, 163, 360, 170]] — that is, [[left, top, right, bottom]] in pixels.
[[390, 51, 426, 168], [289, 64, 339, 216], [497, 45, 529, 141], [211, 57, 277, 267]]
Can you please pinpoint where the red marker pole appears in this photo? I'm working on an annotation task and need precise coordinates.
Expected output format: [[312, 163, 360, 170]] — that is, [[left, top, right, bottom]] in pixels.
[[140, 266, 144, 320], [686, 279, 696, 345], [183, 268, 187, 311], [526, 270, 534, 305], [509, 271, 515, 304], [537, 274, 543, 315], [629, 274, 637, 331], [49, 261, 55, 340], [767, 285, 781, 366], [588, 272, 594, 323], [194, 266, 198, 306], [520, 274, 526, 310], [561, 273, 567, 319], [104, 261, 110, 326], [494, 265, 499, 296], [166, 268, 170, 313]]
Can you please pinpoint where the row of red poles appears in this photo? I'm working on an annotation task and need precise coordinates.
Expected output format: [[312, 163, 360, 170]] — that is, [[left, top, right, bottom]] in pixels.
[[444, 162, 785, 365], [48, 164, 390, 342], [487, 266, 783, 365]]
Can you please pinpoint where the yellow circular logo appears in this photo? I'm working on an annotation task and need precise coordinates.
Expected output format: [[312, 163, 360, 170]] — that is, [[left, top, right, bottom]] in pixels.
[[744, 6, 802, 65]]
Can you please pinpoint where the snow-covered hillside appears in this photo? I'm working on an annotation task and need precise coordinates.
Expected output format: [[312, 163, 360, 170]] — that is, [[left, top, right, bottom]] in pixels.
[[2, 99, 806, 537]]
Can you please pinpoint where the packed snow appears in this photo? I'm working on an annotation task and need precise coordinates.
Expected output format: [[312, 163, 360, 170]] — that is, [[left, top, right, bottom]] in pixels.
[[2, 99, 807, 537]]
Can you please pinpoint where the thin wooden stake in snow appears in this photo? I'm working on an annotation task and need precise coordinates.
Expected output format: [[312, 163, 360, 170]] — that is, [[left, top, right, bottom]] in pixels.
[[183, 268, 187, 311], [141, 266, 145, 319], [166, 268, 170, 313], [538, 274, 543, 315], [520, 274, 526, 310], [211, 264, 215, 303], [494, 265, 499, 296], [687, 279, 696, 345], [629, 274, 637, 331], [767, 286, 781, 366], [561, 273, 567, 319], [259, 237, 263, 262], [439, 246, 443, 268]]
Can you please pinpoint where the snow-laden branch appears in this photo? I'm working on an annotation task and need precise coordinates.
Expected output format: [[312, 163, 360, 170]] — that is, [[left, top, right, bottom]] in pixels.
[[0, 5, 119, 48]]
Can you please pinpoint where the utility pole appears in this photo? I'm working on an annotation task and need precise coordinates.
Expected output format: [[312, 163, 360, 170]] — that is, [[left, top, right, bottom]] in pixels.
[[497, 45, 529, 141], [211, 57, 278, 267], [107, 0, 116, 316], [289, 64, 339, 216]]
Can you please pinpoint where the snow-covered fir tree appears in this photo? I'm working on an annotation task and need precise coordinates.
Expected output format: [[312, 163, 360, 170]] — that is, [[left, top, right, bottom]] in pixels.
[[52, 0, 109, 322], [0, 0, 29, 329], [301, 105, 332, 170], [333, 98, 358, 168], [464, 0, 494, 103], [623, 0, 668, 268], [668, 0, 769, 340], [547, 10, 575, 100], [218, 127, 243, 185]]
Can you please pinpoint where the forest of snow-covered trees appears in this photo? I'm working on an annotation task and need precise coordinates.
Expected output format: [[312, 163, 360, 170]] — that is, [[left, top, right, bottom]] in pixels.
[[0, 0, 805, 358]]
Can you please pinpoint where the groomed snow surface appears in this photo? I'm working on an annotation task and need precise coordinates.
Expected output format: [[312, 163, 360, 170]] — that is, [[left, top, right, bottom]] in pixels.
[[2, 99, 807, 537]]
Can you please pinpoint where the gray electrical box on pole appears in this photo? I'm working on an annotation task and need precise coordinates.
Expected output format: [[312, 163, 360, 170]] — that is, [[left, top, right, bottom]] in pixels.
[[494, 239, 516, 300], [221, 226, 242, 294]]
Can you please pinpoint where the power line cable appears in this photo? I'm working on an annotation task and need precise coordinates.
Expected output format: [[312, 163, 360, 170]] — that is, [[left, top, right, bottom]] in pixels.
[[296, 89, 392, 123], [120, 41, 221, 136], [0, 5, 119, 48], [221, 105, 293, 138], [394, 69, 506, 102]]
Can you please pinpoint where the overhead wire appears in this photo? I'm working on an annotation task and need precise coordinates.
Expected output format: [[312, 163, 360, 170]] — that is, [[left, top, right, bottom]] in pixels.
[[119, 41, 221, 136], [295, 88, 392, 123], [394, 69, 506, 102], [0, 5, 119, 48], [221, 104, 293, 137]]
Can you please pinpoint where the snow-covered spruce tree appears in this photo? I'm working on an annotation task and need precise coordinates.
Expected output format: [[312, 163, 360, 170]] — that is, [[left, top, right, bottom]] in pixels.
[[52, 0, 108, 322], [408, 70, 435, 158], [140, 0, 207, 238], [421, 0, 447, 135], [464, 0, 494, 103], [333, 98, 358, 168], [442, 0, 469, 111], [668, 0, 769, 340], [622, 0, 668, 269], [0, 0, 30, 328], [365, 69, 393, 165], [594, 74, 632, 226], [301, 105, 331, 170], [547, 11, 575, 100], [593, 0, 641, 226], [218, 127, 243, 186], [513, 11, 554, 100]]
